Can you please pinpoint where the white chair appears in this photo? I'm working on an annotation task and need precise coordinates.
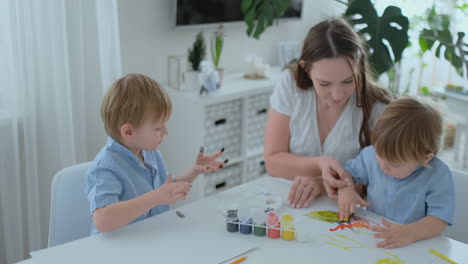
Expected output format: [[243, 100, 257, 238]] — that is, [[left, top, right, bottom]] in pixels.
[[454, 121, 468, 169], [443, 169, 468, 244], [48, 162, 92, 247]]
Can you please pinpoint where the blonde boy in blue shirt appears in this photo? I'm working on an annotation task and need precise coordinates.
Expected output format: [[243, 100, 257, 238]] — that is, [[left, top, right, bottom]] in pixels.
[[85, 74, 227, 234], [337, 97, 455, 249]]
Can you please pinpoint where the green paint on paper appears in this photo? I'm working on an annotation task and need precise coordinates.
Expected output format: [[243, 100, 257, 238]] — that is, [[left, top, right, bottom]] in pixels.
[[306, 211, 340, 222]]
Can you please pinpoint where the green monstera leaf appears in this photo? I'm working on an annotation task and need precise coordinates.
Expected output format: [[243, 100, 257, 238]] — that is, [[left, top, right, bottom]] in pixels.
[[241, 0, 291, 39], [344, 0, 409, 77], [419, 7, 467, 78]]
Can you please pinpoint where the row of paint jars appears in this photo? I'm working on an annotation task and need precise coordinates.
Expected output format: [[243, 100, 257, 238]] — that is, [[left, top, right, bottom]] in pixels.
[[226, 208, 296, 241]]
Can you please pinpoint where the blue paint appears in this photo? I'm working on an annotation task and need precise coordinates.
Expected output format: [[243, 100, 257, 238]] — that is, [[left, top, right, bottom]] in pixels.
[[239, 219, 253, 234]]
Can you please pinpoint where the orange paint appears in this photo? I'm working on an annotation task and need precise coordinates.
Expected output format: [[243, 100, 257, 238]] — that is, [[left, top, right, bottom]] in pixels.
[[330, 217, 374, 232]]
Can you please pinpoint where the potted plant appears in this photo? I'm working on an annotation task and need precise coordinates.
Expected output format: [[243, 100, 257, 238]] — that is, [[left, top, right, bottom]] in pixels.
[[185, 31, 206, 91], [211, 25, 224, 87]]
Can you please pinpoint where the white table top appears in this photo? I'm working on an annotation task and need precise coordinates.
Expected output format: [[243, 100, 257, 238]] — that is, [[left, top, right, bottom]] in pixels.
[[24, 177, 468, 264]]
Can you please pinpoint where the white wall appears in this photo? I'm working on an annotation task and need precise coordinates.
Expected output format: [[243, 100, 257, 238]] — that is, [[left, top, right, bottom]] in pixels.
[[117, 0, 344, 84]]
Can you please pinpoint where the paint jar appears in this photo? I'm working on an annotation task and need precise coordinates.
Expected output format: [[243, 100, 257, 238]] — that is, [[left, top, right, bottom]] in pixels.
[[266, 211, 281, 239], [226, 209, 239, 232], [281, 214, 295, 240], [238, 207, 253, 235], [252, 208, 266, 236]]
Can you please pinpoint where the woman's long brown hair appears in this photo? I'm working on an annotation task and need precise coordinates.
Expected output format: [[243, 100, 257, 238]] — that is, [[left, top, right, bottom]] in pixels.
[[290, 18, 392, 149]]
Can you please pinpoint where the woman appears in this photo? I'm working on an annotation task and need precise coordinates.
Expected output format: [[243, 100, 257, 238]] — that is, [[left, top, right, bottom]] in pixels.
[[264, 18, 392, 208]]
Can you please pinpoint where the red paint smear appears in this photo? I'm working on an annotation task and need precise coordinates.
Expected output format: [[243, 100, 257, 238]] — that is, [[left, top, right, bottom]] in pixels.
[[329, 217, 375, 232]]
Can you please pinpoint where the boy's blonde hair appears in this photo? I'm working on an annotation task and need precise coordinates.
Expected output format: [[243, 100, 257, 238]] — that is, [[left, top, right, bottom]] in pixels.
[[101, 74, 172, 140], [373, 96, 443, 164]]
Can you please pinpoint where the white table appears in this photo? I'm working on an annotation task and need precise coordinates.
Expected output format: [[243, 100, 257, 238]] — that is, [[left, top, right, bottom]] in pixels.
[[22, 177, 468, 264]]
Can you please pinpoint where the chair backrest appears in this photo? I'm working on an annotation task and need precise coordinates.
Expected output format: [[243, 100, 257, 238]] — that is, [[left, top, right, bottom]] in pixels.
[[443, 169, 468, 244], [48, 162, 92, 247]]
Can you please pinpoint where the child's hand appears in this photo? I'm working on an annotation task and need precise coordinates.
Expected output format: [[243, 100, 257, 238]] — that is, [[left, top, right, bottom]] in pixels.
[[157, 174, 191, 204], [371, 218, 415, 249], [193, 146, 228, 174], [338, 186, 371, 221]]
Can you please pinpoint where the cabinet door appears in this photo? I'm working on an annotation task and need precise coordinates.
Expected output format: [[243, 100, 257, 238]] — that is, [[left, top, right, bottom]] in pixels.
[[204, 99, 243, 158], [246, 92, 270, 153]]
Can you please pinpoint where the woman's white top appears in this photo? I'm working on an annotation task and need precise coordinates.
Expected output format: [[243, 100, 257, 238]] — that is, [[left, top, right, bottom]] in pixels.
[[270, 70, 387, 165]]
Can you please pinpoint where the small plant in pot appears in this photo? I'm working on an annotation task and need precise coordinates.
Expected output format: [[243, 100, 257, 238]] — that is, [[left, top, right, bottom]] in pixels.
[[211, 25, 224, 87], [186, 31, 206, 91]]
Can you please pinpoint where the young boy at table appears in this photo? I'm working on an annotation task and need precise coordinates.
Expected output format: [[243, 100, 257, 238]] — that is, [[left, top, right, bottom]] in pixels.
[[85, 74, 228, 234], [337, 96, 455, 249]]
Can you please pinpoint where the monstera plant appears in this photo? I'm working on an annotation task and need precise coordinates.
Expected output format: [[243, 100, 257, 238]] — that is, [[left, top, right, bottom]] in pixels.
[[342, 0, 410, 77], [419, 6, 468, 79], [241, 0, 291, 39]]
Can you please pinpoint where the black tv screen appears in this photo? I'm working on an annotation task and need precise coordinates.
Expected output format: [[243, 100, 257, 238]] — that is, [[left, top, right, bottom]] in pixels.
[[176, 0, 302, 26]]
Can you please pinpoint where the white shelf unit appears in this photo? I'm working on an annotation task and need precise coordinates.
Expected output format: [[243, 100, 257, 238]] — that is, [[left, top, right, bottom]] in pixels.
[[161, 68, 281, 203]]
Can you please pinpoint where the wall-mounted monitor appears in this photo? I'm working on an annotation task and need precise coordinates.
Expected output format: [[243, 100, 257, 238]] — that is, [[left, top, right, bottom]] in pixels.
[[175, 0, 303, 27]]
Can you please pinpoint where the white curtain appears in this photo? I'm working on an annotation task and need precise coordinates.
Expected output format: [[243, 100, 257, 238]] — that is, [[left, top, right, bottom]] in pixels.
[[0, 1, 122, 263]]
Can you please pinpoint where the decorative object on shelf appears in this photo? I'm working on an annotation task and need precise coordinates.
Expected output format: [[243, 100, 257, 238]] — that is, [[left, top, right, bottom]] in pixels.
[[168, 54, 188, 90], [243, 55, 270, 79], [199, 60, 220, 95], [445, 83, 467, 95], [186, 31, 206, 92], [211, 24, 225, 87], [277, 40, 300, 69], [241, 0, 292, 39]]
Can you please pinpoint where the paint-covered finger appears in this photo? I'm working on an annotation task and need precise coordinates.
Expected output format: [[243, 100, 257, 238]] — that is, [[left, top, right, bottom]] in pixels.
[[344, 203, 351, 221], [339, 202, 345, 221], [197, 146, 205, 159], [206, 150, 224, 161]]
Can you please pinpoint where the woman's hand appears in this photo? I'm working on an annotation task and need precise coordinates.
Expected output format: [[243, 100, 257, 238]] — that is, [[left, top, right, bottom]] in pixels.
[[321, 157, 352, 200], [288, 176, 322, 208]]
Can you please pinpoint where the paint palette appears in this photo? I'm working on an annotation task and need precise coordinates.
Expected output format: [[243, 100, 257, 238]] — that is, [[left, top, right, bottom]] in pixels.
[[225, 210, 379, 243], [225, 208, 305, 241]]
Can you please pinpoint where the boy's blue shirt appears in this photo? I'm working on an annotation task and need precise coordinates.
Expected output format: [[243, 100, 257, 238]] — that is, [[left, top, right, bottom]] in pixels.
[[343, 146, 455, 225], [85, 137, 170, 235]]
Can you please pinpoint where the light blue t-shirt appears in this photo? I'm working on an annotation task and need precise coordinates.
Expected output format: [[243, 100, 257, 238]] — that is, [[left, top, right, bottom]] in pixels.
[[85, 137, 170, 235], [343, 146, 455, 225]]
